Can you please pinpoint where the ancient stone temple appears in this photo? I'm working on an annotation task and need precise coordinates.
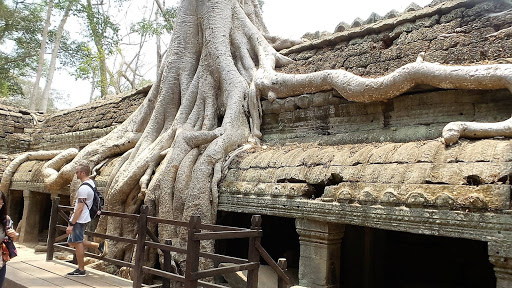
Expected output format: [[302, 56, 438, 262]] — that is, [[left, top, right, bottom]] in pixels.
[[2, 0, 512, 287]]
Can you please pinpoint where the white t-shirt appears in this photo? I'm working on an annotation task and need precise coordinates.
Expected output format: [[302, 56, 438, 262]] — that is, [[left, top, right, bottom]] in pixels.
[[72, 179, 95, 223]]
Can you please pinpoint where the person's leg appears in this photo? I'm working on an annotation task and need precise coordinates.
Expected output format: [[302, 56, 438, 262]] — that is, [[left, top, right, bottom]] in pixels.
[[0, 264, 6, 288], [82, 239, 99, 250], [67, 223, 86, 275], [75, 242, 85, 270]]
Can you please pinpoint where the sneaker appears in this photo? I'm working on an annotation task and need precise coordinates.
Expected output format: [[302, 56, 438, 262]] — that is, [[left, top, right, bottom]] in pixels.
[[67, 268, 86, 276], [97, 241, 107, 257]]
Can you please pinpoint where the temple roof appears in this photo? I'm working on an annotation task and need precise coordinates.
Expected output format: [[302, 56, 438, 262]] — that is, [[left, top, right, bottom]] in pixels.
[[220, 139, 512, 211]]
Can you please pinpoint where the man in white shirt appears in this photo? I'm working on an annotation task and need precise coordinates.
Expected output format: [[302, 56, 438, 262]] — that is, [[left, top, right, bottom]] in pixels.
[[65, 164, 104, 276]]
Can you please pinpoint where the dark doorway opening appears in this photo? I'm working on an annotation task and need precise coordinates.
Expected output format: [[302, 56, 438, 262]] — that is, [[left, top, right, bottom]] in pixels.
[[216, 212, 300, 269], [340, 225, 496, 288], [7, 190, 23, 226]]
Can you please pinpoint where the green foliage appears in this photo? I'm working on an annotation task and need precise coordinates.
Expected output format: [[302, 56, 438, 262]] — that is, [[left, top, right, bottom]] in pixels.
[[0, 77, 70, 111], [0, 0, 44, 98], [1, 0, 179, 108], [77, 0, 121, 55], [129, 6, 176, 40]]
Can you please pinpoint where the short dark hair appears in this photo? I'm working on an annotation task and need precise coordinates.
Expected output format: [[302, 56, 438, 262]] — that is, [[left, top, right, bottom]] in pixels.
[[76, 164, 91, 176]]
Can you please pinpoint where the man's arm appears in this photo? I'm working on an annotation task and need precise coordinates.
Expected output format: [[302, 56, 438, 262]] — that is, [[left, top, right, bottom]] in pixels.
[[66, 199, 86, 234]]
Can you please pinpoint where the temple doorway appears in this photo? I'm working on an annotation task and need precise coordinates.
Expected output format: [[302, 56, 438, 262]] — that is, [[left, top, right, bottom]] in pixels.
[[340, 225, 496, 288]]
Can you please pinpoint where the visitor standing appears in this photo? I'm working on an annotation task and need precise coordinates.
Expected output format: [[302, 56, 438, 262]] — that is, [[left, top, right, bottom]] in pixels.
[[0, 191, 17, 287], [66, 164, 104, 276]]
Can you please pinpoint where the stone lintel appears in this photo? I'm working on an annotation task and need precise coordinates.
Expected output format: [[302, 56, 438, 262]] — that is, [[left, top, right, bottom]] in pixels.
[[219, 195, 512, 242]]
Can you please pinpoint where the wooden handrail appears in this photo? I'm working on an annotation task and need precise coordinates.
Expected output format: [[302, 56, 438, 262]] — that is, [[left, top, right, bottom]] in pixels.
[[58, 204, 139, 219], [196, 281, 228, 288], [85, 231, 138, 244], [147, 216, 188, 227], [142, 266, 185, 281], [197, 222, 248, 232], [145, 241, 187, 254], [194, 230, 262, 241], [191, 262, 259, 280], [47, 197, 290, 288], [58, 210, 70, 223], [255, 241, 291, 285]]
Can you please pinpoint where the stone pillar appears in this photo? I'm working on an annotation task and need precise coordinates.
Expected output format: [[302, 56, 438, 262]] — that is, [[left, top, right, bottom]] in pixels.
[[296, 219, 345, 288], [489, 241, 512, 288], [19, 190, 44, 243], [6, 189, 23, 225]]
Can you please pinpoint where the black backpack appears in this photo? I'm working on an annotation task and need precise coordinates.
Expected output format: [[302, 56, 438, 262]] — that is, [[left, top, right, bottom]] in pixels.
[[81, 181, 104, 219]]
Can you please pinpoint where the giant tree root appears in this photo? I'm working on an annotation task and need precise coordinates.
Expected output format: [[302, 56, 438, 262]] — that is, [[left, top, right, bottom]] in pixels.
[[442, 117, 512, 145], [0, 150, 71, 193], [255, 53, 512, 103]]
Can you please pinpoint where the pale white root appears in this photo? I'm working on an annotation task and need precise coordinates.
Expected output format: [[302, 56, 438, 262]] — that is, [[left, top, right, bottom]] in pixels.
[[264, 34, 305, 51], [42, 148, 79, 191], [0, 150, 67, 193], [255, 61, 512, 103], [442, 117, 512, 145], [91, 158, 110, 179], [222, 143, 253, 173]]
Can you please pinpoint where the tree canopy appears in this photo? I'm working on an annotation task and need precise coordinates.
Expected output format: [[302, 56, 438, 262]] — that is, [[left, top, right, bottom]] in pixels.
[[0, 0, 177, 110]]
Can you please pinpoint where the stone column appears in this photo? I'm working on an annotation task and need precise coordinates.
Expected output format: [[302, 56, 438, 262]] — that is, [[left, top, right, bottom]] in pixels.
[[489, 241, 512, 288], [6, 189, 23, 225], [296, 219, 345, 288], [19, 190, 44, 243]]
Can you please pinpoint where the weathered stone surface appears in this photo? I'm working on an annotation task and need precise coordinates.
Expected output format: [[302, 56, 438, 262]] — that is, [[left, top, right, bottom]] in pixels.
[[0, 5, 511, 285], [323, 183, 509, 209], [222, 139, 512, 210], [219, 194, 512, 243], [262, 89, 512, 145], [279, 0, 512, 78], [31, 85, 148, 151], [220, 182, 314, 198]]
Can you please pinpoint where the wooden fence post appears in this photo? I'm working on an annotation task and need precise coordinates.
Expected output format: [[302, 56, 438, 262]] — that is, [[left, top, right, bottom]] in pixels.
[[133, 205, 149, 288], [162, 239, 172, 288], [247, 215, 262, 288], [278, 258, 288, 288], [185, 215, 201, 288], [46, 196, 60, 261]]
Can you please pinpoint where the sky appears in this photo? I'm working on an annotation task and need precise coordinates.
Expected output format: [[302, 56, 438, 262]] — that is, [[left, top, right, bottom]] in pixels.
[[53, 0, 433, 109]]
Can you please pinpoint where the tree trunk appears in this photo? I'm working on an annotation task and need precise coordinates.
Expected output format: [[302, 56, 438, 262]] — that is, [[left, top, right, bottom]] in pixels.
[[29, 0, 54, 111], [39, 0, 75, 112], [84, 0, 109, 97]]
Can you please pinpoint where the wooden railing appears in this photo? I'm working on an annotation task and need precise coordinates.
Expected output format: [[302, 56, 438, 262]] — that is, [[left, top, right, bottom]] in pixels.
[[47, 197, 292, 288]]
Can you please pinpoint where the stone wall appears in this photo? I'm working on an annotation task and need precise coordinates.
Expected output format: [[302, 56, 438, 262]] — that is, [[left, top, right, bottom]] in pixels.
[[0, 105, 40, 177], [0, 105, 38, 154], [279, 0, 512, 77], [30, 85, 148, 151], [261, 89, 512, 144]]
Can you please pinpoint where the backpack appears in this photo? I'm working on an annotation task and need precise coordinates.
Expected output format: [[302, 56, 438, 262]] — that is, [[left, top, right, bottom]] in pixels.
[[81, 181, 104, 219]]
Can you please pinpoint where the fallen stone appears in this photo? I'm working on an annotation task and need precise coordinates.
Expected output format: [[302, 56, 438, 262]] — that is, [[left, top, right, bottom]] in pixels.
[[220, 263, 298, 288], [34, 244, 47, 252]]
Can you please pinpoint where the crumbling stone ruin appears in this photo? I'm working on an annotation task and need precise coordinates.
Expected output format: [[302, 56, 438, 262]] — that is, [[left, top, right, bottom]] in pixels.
[[1, 0, 512, 287]]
